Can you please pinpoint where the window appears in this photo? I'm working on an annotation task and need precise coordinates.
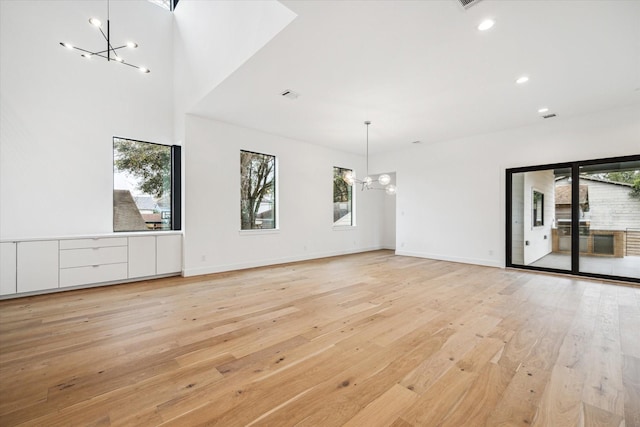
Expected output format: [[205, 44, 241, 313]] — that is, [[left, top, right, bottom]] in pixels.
[[333, 167, 353, 226], [532, 190, 544, 227], [240, 150, 276, 230], [113, 138, 181, 231]]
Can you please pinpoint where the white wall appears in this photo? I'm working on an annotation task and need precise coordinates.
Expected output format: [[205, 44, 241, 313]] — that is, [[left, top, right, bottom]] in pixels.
[[183, 115, 385, 276], [0, 0, 174, 239], [172, 0, 295, 141], [381, 172, 397, 249], [523, 170, 554, 265], [374, 104, 640, 268]]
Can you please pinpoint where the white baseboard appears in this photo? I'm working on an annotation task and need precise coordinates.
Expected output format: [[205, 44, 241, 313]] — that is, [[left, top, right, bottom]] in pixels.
[[183, 246, 384, 277], [394, 250, 503, 268]]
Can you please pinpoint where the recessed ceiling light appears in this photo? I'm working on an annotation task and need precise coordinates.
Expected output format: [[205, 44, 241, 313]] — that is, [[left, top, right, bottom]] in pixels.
[[478, 19, 495, 31], [538, 107, 549, 113], [114, 56, 124, 63], [139, 67, 150, 73], [126, 41, 138, 49], [516, 76, 529, 84], [81, 53, 92, 59], [60, 42, 73, 50]]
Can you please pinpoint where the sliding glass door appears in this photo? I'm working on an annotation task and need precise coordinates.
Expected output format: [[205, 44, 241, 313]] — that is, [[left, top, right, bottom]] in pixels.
[[578, 160, 640, 279], [507, 155, 639, 283]]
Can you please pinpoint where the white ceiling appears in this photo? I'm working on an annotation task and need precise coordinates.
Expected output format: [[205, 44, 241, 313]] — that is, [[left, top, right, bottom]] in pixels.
[[191, 0, 640, 155]]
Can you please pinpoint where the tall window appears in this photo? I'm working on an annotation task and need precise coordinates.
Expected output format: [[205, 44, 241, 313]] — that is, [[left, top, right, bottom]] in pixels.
[[241, 150, 276, 230], [333, 167, 353, 226], [113, 138, 180, 231]]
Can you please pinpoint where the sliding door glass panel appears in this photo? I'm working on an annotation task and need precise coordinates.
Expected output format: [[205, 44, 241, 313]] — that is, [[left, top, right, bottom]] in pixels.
[[578, 161, 640, 279], [510, 168, 571, 271]]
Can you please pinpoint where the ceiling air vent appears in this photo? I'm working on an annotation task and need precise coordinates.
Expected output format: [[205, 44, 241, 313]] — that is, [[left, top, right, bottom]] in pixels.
[[457, 0, 483, 9], [280, 89, 300, 100], [542, 113, 557, 119]]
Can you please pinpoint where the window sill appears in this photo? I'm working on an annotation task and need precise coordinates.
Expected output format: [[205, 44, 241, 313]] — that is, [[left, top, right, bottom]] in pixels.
[[239, 229, 280, 236], [332, 225, 357, 231]]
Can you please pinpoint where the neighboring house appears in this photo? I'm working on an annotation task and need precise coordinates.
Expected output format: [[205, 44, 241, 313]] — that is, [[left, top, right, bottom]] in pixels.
[[555, 177, 640, 230], [133, 196, 159, 214], [134, 195, 171, 228], [113, 190, 148, 231], [554, 177, 640, 256]]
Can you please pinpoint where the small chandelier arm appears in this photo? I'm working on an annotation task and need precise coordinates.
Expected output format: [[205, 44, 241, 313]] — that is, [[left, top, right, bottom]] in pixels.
[[343, 121, 397, 195], [59, 0, 150, 73]]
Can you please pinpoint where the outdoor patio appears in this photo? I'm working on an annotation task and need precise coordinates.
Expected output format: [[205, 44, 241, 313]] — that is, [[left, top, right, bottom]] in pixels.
[[531, 252, 640, 279]]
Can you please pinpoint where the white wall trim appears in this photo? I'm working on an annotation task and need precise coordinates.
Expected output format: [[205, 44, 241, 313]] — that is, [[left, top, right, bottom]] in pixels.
[[395, 250, 503, 269], [183, 246, 383, 277]]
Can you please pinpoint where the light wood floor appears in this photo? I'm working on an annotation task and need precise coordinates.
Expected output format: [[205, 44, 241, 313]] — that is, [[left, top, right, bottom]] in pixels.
[[1, 251, 639, 426]]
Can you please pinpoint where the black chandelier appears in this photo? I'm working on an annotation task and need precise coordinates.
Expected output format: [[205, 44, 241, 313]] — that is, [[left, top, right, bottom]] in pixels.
[[60, 0, 150, 73]]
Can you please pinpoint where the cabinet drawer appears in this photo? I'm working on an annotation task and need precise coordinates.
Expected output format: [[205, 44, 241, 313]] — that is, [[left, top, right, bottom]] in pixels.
[[60, 263, 128, 288], [60, 246, 127, 268], [60, 238, 127, 250]]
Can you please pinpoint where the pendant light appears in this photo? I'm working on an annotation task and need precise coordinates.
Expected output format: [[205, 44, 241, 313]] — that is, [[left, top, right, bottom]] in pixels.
[[60, 0, 150, 73], [343, 121, 396, 195]]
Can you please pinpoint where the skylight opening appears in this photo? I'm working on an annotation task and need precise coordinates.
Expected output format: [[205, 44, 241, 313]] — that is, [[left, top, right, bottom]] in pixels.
[[147, 0, 179, 11]]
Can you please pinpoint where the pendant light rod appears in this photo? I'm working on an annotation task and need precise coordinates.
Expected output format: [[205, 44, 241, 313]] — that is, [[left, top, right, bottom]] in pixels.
[[365, 120, 371, 176]]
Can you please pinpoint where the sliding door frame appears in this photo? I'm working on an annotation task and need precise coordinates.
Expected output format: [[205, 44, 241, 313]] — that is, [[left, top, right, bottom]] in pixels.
[[506, 154, 640, 284]]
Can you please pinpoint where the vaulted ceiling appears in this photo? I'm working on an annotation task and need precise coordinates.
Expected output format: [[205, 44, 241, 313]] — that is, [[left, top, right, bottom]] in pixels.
[[191, 0, 640, 154]]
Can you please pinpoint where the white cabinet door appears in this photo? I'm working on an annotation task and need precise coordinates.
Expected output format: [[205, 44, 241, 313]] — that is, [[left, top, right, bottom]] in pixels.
[[1, 242, 17, 295], [17, 241, 59, 292], [156, 235, 182, 275], [128, 236, 156, 278]]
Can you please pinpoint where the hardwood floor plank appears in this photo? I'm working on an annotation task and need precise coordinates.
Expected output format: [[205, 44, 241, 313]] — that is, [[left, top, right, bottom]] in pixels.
[[342, 384, 417, 427], [622, 354, 640, 427], [582, 286, 625, 417], [582, 402, 625, 427], [0, 251, 638, 426]]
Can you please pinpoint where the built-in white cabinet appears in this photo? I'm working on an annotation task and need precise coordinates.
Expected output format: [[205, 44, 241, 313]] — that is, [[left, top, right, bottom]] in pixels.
[[157, 234, 182, 275], [17, 240, 59, 293], [128, 235, 183, 277], [128, 236, 156, 278], [0, 242, 17, 295], [59, 238, 128, 288], [0, 233, 182, 298]]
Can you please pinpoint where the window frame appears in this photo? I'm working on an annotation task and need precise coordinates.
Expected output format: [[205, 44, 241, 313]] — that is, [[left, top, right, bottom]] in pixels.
[[333, 166, 355, 228], [505, 153, 639, 284], [112, 137, 181, 232], [240, 150, 277, 231]]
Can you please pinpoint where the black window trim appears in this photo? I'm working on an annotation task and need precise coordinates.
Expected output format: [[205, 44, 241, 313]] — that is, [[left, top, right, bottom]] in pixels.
[[505, 153, 640, 284], [113, 136, 181, 232]]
